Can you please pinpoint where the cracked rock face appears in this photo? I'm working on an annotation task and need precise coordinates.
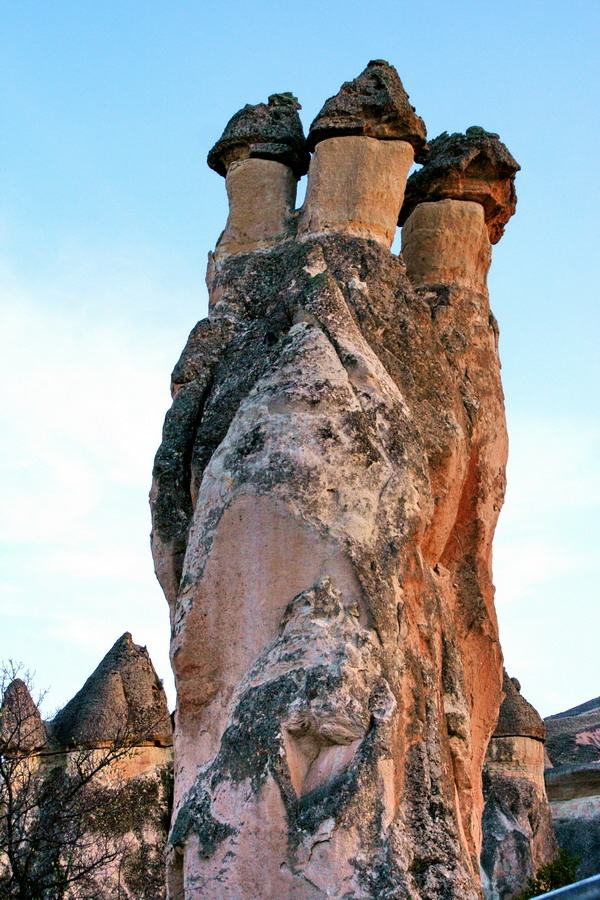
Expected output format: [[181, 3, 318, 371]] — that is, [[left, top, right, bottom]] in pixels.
[[151, 62, 518, 899]]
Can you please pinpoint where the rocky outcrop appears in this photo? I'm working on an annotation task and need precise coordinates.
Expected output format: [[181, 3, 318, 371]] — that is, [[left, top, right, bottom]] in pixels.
[[207, 94, 308, 262], [152, 60, 518, 899], [481, 672, 557, 899], [307, 59, 428, 159], [50, 632, 172, 749], [50, 636, 172, 899], [545, 697, 600, 880], [207, 93, 309, 178], [0, 678, 47, 753], [399, 128, 520, 244], [1, 636, 173, 900]]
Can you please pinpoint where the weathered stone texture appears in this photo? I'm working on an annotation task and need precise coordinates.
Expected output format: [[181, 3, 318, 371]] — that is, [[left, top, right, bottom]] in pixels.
[[152, 62, 519, 899], [307, 59, 427, 159], [400, 128, 520, 244], [298, 135, 414, 247], [1, 636, 173, 899], [50, 632, 172, 748], [208, 92, 309, 178], [401, 199, 491, 290], [0, 678, 47, 752], [481, 673, 557, 899], [545, 696, 600, 881], [214, 157, 298, 260]]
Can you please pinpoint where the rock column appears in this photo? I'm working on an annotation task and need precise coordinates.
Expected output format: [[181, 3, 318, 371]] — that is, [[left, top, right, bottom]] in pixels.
[[298, 59, 427, 247], [481, 673, 557, 899], [399, 127, 521, 868], [207, 93, 309, 262], [151, 62, 519, 899]]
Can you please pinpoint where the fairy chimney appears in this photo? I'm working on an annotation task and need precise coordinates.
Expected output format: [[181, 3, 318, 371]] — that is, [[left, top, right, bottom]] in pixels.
[[481, 672, 557, 900], [50, 632, 172, 749], [151, 60, 519, 899], [208, 93, 308, 261]]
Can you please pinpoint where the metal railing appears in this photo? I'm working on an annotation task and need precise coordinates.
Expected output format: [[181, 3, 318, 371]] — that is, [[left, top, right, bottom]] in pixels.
[[536, 873, 600, 898]]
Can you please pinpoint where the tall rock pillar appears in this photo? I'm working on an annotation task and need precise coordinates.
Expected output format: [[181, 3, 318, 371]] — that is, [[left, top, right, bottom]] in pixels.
[[151, 62, 519, 899]]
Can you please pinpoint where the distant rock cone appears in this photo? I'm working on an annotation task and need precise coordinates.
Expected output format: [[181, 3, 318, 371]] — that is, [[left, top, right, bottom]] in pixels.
[[0, 678, 47, 753], [50, 632, 172, 748]]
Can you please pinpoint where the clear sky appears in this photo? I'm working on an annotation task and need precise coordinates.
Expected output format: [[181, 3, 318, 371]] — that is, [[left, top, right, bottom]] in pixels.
[[1, 0, 598, 719]]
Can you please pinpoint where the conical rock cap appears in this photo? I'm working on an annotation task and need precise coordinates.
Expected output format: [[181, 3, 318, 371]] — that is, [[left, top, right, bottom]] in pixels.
[[50, 633, 172, 748], [0, 678, 47, 752], [307, 60, 428, 160], [494, 670, 545, 740], [400, 127, 520, 243]]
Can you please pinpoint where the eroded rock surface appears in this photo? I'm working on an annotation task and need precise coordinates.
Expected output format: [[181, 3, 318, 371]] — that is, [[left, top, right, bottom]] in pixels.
[[0, 678, 48, 752], [307, 59, 428, 159], [1, 635, 173, 899], [545, 696, 600, 880], [51, 631, 172, 748], [400, 128, 520, 244], [481, 673, 557, 899], [208, 92, 309, 178], [152, 61, 518, 899], [52, 636, 171, 898]]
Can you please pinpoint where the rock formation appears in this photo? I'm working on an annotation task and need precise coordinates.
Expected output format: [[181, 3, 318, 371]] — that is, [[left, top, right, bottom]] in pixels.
[[51, 631, 172, 750], [399, 128, 519, 245], [0, 634, 172, 900], [151, 60, 519, 899], [481, 672, 557, 899], [545, 696, 600, 880], [0, 678, 48, 753]]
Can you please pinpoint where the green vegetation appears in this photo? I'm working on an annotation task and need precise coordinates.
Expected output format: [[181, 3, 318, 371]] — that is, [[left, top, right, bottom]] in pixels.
[[513, 848, 580, 899]]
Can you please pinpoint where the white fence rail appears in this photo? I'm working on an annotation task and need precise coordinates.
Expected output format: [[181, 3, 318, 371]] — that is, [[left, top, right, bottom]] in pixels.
[[537, 874, 600, 898]]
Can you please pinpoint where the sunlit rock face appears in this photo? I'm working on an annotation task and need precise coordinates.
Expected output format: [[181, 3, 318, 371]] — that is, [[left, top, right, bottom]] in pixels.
[[545, 695, 600, 881], [481, 673, 557, 900], [151, 60, 518, 899]]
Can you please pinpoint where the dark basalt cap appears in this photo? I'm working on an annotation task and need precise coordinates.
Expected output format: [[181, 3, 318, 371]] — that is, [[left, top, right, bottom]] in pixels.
[[50, 633, 172, 748], [494, 670, 546, 741], [0, 679, 48, 752], [307, 60, 428, 161], [399, 127, 520, 243], [207, 92, 310, 178]]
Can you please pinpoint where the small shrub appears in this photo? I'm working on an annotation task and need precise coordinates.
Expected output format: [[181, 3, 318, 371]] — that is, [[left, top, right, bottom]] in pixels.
[[513, 848, 580, 899]]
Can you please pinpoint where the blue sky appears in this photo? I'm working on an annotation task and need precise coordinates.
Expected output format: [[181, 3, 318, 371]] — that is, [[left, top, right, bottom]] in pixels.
[[1, 0, 598, 718]]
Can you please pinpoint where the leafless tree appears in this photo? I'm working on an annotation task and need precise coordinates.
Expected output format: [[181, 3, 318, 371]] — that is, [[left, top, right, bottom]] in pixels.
[[0, 663, 168, 900]]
